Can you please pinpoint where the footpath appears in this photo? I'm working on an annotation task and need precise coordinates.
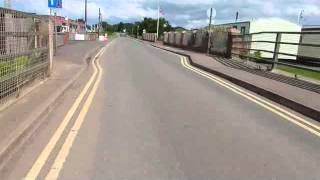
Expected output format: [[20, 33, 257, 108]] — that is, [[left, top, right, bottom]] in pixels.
[[0, 41, 104, 170], [143, 40, 320, 121]]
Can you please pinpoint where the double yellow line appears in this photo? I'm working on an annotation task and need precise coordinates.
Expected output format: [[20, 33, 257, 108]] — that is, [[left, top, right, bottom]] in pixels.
[[180, 56, 320, 138], [24, 46, 106, 180]]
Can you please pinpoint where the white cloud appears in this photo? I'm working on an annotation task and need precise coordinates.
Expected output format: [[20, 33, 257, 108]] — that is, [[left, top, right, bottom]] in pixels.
[[12, 0, 320, 27]]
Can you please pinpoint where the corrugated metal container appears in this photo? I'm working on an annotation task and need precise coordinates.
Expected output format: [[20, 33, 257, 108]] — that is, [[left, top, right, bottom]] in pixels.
[[210, 31, 229, 56], [181, 32, 192, 47], [169, 32, 175, 45], [193, 31, 208, 51], [163, 32, 169, 44], [174, 32, 182, 46]]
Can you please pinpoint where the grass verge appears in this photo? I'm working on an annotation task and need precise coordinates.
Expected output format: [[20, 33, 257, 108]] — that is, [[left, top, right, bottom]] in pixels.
[[277, 66, 320, 81]]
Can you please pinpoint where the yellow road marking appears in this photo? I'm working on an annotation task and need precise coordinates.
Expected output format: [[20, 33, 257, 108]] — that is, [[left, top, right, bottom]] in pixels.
[[24, 47, 105, 180], [180, 56, 320, 137], [45, 47, 105, 180]]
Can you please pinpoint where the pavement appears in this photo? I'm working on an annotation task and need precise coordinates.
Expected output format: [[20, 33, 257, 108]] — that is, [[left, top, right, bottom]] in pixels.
[[144, 40, 320, 121], [3, 37, 320, 179], [0, 41, 104, 174]]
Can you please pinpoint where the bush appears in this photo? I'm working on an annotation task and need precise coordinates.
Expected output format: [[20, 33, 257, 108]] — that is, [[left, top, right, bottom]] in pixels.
[[253, 51, 262, 59], [239, 50, 248, 59], [249, 51, 265, 63]]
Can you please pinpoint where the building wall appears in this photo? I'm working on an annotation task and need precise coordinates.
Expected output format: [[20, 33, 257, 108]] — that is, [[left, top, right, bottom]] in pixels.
[[213, 21, 250, 35], [297, 28, 320, 61], [249, 18, 301, 59], [4, 13, 32, 55]]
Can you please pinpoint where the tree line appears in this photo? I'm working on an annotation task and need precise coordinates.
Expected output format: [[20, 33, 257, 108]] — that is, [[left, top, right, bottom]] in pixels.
[[92, 17, 186, 36]]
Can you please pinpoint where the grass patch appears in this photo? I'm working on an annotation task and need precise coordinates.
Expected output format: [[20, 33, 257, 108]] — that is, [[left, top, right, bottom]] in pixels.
[[0, 56, 30, 78], [277, 66, 320, 81]]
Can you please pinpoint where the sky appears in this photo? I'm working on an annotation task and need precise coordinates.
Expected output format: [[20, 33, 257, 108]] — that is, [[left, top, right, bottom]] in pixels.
[[7, 0, 320, 29]]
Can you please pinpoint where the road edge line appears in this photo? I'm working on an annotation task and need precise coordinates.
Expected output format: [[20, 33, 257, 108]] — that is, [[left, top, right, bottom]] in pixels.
[[181, 57, 320, 137], [45, 44, 105, 180], [145, 42, 320, 122], [0, 45, 104, 175], [23, 46, 105, 180]]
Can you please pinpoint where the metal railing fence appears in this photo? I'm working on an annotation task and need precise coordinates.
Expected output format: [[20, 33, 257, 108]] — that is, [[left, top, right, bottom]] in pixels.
[[232, 31, 320, 72], [0, 8, 49, 104]]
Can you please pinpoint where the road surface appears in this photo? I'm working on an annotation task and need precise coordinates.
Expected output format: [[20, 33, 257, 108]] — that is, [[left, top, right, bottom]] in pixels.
[[4, 37, 320, 180]]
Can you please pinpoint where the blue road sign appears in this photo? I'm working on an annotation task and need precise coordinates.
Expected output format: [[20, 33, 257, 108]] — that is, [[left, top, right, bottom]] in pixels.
[[48, 0, 62, 8]]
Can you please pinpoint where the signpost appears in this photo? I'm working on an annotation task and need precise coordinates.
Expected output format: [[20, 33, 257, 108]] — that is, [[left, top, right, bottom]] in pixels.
[[48, 0, 62, 8], [48, 0, 62, 75]]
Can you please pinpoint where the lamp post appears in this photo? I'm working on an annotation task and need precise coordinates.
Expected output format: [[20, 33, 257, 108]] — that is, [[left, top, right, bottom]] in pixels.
[[156, 0, 160, 41]]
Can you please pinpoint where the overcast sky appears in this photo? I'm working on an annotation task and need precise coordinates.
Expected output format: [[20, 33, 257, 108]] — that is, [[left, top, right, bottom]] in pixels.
[[11, 0, 320, 29]]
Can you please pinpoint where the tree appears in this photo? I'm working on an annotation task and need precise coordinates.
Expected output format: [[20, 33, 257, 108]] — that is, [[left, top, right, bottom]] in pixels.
[[138, 17, 172, 36], [117, 22, 124, 32], [90, 17, 172, 36], [101, 21, 108, 30]]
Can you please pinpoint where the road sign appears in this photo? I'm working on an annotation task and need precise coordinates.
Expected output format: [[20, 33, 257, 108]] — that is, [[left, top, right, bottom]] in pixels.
[[48, 0, 62, 8]]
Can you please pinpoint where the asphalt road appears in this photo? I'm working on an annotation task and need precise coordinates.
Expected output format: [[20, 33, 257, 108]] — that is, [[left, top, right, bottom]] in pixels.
[[4, 37, 320, 179]]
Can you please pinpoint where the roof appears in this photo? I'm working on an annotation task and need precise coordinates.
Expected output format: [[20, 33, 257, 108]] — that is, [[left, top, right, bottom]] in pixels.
[[213, 21, 250, 26], [302, 25, 320, 31]]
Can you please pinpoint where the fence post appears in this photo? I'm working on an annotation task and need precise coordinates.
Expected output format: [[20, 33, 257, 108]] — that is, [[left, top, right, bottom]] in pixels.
[[272, 32, 282, 70], [48, 9, 54, 76]]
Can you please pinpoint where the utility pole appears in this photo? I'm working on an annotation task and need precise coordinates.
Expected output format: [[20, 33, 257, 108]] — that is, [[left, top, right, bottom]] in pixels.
[[235, 11, 239, 22], [54, 11, 57, 55], [156, 0, 160, 41], [98, 8, 101, 36], [207, 7, 213, 54], [85, 0, 87, 32], [4, 0, 11, 9], [298, 10, 304, 25]]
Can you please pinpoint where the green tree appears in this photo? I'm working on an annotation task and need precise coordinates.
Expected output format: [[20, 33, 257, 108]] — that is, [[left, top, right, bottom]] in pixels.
[[138, 17, 172, 36]]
